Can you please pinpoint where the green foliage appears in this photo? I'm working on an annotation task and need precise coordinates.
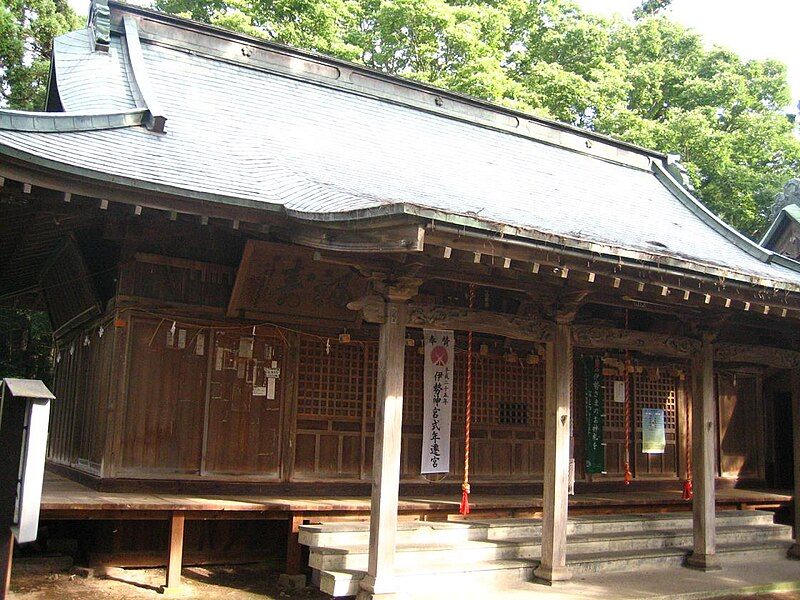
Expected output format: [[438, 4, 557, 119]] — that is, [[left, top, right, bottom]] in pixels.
[[0, 0, 81, 110], [150, 0, 799, 236], [633, 0, 672, 20], [0, 308, 52, 382]]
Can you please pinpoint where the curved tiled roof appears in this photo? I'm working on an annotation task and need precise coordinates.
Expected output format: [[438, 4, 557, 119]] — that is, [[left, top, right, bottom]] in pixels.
[[1, 1, 799, 291]]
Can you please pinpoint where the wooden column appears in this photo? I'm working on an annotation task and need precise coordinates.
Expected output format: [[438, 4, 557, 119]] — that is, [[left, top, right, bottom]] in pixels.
[[357, 301, 408, 600], [687, 334, 721, 570], [535, 321, 572, 583], [789, 372, 800, 559], [164, 512, 185, 594], [1, 530, 12, 600], [285, 515, 304, 575]]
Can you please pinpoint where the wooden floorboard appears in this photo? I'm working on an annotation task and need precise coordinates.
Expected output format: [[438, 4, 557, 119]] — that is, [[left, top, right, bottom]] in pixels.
[[39, 471, 792, 519]]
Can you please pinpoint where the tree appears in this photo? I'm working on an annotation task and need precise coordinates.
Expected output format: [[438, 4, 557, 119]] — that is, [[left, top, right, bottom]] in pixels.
[[0, 0, 81, 110], [633, 0, 672, 20], [0, 308, 53, 381]]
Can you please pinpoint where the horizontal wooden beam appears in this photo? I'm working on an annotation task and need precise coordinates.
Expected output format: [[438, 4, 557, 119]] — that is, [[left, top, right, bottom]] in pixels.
[[290, 223, 424, 253], [715, 343, 800, 368], [407, 303, 554, 342], [349, 296, 554, 342], [351, 298, 800, 364], [572, 325, 700, 358]]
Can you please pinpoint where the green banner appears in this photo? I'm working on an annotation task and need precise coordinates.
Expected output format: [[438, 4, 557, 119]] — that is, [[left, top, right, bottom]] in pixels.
[[584, 357, 604, 474]]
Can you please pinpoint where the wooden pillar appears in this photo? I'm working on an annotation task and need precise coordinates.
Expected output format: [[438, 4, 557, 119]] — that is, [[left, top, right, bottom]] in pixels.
[[1, 530, 12, 600], [164, 512, 185, 594], [789, 372, 800, 558], [535, 321, 572, 583], [687, 334, 721, 571], [286, 515, 304, 575], [357, 301, 408, 600]]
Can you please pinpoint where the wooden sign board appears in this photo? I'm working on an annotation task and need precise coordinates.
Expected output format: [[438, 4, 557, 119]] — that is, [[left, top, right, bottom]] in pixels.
[[227, 240, 366, 322]]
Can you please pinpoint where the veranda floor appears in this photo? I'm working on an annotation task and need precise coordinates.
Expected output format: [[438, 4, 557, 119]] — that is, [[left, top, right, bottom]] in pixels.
[[40, 470, 791, 519]]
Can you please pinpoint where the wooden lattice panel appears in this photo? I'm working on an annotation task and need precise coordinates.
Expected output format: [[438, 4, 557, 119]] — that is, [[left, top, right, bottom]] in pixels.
[[364, 343, 378, 420], [297, 338, 366, 419], [471, 352, 545, 429], [401, 343, 546, 430], [603, 374, 626, 438], [634, 374, 677, 433]]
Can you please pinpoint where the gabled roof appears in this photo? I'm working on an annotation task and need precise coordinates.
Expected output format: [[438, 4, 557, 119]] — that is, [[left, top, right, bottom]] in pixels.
[[761, 204, 800, 251], [2, 0, 800, 291]]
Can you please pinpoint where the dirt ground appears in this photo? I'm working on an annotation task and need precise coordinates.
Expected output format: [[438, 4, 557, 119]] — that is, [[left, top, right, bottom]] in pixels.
[[8, 563, 800, 600], [9, 563, 329, 600]]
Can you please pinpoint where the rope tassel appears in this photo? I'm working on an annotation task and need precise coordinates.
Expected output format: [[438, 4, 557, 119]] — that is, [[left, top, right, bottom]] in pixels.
[[460, 483, 471, 515]]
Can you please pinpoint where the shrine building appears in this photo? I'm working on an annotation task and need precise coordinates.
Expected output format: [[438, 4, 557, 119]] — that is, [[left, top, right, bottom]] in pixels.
[[1, 1, 800, 596]]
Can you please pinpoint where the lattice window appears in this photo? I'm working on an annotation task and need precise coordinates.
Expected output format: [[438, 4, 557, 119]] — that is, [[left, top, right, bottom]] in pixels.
[[297, 338, 367, 419], [364, 343, 377, 420], [603, 374, 626, 440], [634, 373, 677, 433], [357, 338, 546, 430], [403, 346, 425, 424], [498, 402, 529, 425]]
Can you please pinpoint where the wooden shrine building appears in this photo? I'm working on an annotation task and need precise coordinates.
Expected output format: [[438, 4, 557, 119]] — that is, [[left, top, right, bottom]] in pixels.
[[2, 1, 800, 596]]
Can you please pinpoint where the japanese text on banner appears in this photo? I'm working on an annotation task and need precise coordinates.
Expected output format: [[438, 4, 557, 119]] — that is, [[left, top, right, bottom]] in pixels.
[[421, 329, 454, 474]]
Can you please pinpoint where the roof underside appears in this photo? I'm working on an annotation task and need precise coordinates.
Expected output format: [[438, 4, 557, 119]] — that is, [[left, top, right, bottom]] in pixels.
[[1, 5, 799, 291]]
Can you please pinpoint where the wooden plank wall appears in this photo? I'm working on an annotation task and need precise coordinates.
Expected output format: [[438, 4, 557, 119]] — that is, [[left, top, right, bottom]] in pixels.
[[117, 316, 207, 476], [43, 248, 768, 486], [716, 372, 764, 479], [203, 330, 285, 478], [48, 316, 114, 474], [47, 311, 769, 485]]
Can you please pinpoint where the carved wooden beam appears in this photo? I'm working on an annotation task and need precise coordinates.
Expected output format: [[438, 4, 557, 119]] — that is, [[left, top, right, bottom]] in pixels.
[[715, 343, 800, 369], [572, 325, 700, 358], [348, 297, 555, 342]]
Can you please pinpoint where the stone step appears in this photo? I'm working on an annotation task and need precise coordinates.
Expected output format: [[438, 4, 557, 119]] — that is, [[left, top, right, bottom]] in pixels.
[[568, 540, 793, 575], [299, 510, 775, 548], [308, 523, 791, 571], [318, 541, 793, 597], [318, 558, 536, 597]]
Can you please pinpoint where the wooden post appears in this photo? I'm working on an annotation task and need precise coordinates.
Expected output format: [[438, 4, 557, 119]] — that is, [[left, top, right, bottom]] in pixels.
[[789, 371, 800, 559], [534, 321, 572, 583], [687, 334, 721, 570], [164, 512, 185, 594], [357, 301, 408, 600], [1, 530, 12, 600], [286, 515, 304, 575]]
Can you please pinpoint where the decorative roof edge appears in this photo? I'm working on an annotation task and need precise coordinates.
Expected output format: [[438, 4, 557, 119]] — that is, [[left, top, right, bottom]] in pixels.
[[89, 0, 111, 52], [121, 14, 167, 132], [651, 158, 800, 274], [0, 109, 148, 132], [2, 138, 800, 292]]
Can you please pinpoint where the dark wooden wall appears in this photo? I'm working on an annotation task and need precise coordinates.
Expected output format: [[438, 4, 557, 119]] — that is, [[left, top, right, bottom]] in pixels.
[[117, 316, 208, 476], [48, 316, 115, 474], [716, 372, 764, 480], [43, 245, 768, 487]]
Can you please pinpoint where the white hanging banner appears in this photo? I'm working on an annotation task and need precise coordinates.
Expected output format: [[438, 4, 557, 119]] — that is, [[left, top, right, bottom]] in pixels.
[[421, 329, 455, 474]]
